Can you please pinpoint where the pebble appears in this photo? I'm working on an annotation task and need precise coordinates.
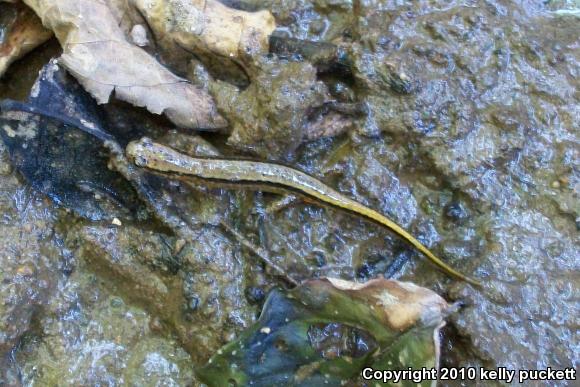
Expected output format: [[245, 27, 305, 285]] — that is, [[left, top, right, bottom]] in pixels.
[[131, 24, 149, 47], [16, 265, 34, 277]]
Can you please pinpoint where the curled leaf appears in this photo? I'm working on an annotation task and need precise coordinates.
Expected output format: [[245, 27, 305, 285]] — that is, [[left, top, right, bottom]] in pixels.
[[22, 0, 227, 129], [197, 278, 449, 386], [133, 0, 276, 76]]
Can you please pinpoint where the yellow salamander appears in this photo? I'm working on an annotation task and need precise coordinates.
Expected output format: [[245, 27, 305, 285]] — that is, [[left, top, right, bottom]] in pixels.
[[126, 137, 480, 286]]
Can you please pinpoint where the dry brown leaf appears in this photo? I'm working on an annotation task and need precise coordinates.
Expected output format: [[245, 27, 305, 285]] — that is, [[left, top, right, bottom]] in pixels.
[[131, 0, 276, 74], [0, 1, 52, 77], [327, 278, 449, 331], [22, 0, 227, 129]]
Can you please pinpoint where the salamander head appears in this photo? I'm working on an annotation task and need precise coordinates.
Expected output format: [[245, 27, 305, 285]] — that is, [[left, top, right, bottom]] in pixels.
[[126, 137, 155, 167]]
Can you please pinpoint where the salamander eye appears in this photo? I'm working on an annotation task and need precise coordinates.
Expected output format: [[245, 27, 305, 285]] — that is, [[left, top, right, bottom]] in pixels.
[[134, 155, 148, 167]]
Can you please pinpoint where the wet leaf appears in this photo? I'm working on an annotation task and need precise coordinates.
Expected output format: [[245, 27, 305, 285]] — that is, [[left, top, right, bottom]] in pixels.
[[0, 60, 141, 220], [22, 0, 227, 129], [197, 278, 449, 386]]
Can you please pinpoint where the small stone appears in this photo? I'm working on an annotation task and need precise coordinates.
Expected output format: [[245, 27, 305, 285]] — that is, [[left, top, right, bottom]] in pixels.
[[0, 143, 12, 175], [112, 217, 122, 226], [328, 81, 355, 103], [174, 238, 186, 254], [149, 317, 163, 332], [0, 162, 12, 175], [188, 296, 200, 311], [110, 297, 124, 308], [444, 201, 470, 223], [307, 250, 326, 268], [16, 265, 34, 277], [309, 19, 326, 35], [131, 24, 149, 47], [245, 286, 266, 304]]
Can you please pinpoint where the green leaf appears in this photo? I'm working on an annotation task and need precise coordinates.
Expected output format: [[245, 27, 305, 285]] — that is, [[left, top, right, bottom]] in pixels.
[[197, 278, 449, 386]]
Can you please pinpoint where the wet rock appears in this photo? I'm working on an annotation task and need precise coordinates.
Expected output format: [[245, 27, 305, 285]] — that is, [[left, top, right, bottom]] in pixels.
[[327, 80, 355, 103], [62, 221, 259, 364], [0, 141, 12, 175], [347, 0, 580, 374], [356, 253, 389, 281], [349, 146, 417, 228], [14, 269, 195, 385], [0, 145, 61, 382], [65, 224, 173, 307], [449, 208, 578, 371], [211, 57, 330, 159], [177, 227, 257, 362]]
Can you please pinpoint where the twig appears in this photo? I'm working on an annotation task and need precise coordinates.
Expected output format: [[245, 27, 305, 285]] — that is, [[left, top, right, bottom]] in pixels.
[[219, 220, 299, 286]]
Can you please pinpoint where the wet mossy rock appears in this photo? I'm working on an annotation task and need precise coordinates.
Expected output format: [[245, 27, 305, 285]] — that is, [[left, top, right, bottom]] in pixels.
[[197, 278, 449, 386], [211, 57, 330, 159]]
